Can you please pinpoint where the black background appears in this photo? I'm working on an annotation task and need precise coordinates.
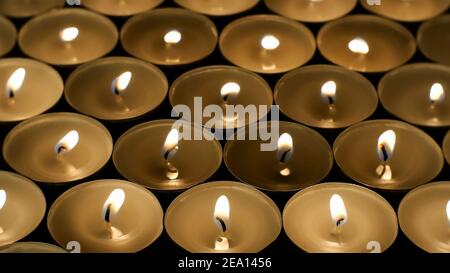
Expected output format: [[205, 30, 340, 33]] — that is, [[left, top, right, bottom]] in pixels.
[[1, 0, 450, 257]]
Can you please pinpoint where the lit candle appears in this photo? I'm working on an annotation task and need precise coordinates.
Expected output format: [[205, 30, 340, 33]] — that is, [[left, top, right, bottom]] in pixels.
[[64, 57, 168, 121], [317, 15, 416, 73], [0, 15, 16, 57], [164, 181, 282, 253], [264, 0, 357, 22], [0, 58, 64, 122], [283, 182, 398, 253], [378, 63, 450, 127], [224, 121, 333, 191], [398, 181, 450, 252], [113, 120, 222, 190], [0, 0, 65, 17], [3, 113, 113, 183], [333, 120, 444, 190], [82, 0, 164, 16], [0, 242, 66, 253], [18, 8, 118, 66], [418, 15, 450, 66], [274, 65, 378, 128], [219, 15, 315, 74], [169, 65, 273, 129], [443, 129, 450, 167], [174, 0, 259, 16], [121, 8, 218, 65], [360, 0, 450, 22], [0, 171, 46, 247], [47, 179, 164, 253]]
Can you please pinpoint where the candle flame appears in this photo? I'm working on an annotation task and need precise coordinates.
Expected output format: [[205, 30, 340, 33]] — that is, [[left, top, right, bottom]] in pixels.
[[162, 128, 179, 161], [321, 80, 337, 105], [261, 35, 280, 50], [112, 71, 132, 95], [429, 83, 445, 104], [164, 30, 182, 44], [348, 38, 369, 54], [55, 130, 79, 155], [102, 189, 125, 224], [214, 195, 230, 233], [60, 27, 79, 42], [5, 68, 26, 99], [330, 194, 347, 227], [377, 130, 396, 163], [446, 200, 450, 225], [277, 133, 293, 164], [220, 82, 240, 102], [0, 189, 6, 210]]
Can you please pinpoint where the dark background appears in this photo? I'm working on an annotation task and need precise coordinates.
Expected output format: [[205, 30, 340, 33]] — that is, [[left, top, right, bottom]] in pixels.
[[1, 0, 449, 255]]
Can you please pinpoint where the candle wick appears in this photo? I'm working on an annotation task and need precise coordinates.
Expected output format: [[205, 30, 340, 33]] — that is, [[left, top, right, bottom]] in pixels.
[[380, 144, 389, 162], [215, 216, 227, 233], [56, 146, 67, 155], [279, 149, 291, 164], [104, 203, 112, 223]]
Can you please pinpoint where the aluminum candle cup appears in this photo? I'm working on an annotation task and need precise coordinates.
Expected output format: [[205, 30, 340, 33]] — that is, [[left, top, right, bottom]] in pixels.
[[0, 171, 46, 247], [113, 120, 222, 191], [165, 181, 282, 253], [275, 65, 378, 129], [169, 65, 273, 129], [334, 120, 444, 191], [283, 182, 398, 253], [82, 0, 164, 16], [0, 0, 65, 18], [264, 0, 357, 23], [0, 15, 15, 57], [47, 179, 164, 253], [398, 182, 450, 253], [317, 15, 416, 73], [3, 113, 113, 183], [0, 58, 64, 122], [378, 63, 450, 127], [224, 122, 333, 192], [219, 15, 315, 74], [18, 8, 118, 66], [418, 15, 450, 66], [360, 0, 450, 22], [0, 242, 66, 253], [65, 57, 168, 121], [121, 8, 218, 66], [174, 0, 259, 16], [443, 130, 450, 167]]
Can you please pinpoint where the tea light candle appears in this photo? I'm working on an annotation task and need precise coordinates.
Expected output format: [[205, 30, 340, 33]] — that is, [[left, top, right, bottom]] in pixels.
[[0, 15, 15, 57], [121, 8, 218, 66], [378, 63, 450, 127], [18, 8, 118, 66], [224, 121, 333, 191], [317, 15, 416, 73], [264, 0, 357, 23], [333, 120, 444, 190], [3, 112, 113, 183], [0, 171, 46, 247], [219, 15, 315, 74], [418, 15, 450, 66], [0, 0, 65, 18], [443, 130, 450, 167], [360, 0, 450, 22], [169, 65, 273, 128], [65, 57, 168, 121], [174, 0, 259, 16], [82, 0, 164, 16], [47, 179, 164, 253], [0, 242, 66, 253], [274, 65, 378, 129], [0, 58, 64, 122], [113, 120, 222, 191], [398, 181, 450, 253], [283, 182, 398, 253], [164, 181, 282, 253]]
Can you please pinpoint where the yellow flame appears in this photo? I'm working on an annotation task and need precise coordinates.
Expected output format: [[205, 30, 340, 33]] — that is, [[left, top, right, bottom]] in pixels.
[[261, 35, 280, 50], [59, 27, 79, 42], [164, 30, 182, 44], [162, 128, 179, 161], [348, 38, 369, 54], [55, 130, 79, 155], [113, 71, 132, 95], [277, 133, 293, 163], [214, 195, 230, 231], [446, 200, 450, 225], [330, 194, 347, 227], [102, 189, 125, 223], [6, 68, 26, 98], [0, 189, 6, 210], [321, 80, 337, 104], [429, 83, 445, 104], [377, 130, 396, 162], [220, 82, 240, 101]]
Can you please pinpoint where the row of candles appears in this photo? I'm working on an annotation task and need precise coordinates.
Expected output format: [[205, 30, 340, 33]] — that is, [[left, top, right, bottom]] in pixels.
[[0, 6, 449, 70]]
